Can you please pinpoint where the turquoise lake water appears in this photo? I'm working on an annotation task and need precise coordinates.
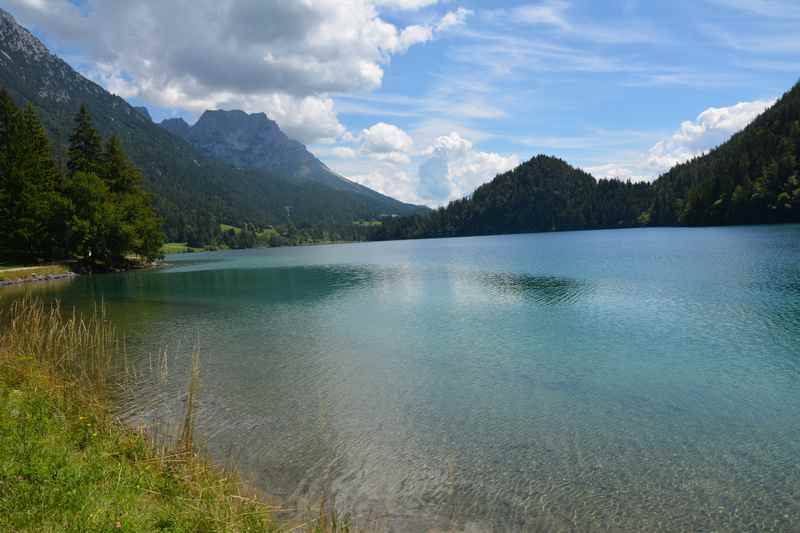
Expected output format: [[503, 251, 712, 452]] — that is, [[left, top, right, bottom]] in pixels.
[[7, 226, 800, 531]]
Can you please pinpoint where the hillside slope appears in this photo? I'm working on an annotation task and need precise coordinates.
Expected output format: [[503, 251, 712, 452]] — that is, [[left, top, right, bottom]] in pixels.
[[0, 8, 424, 243], [650, 82, 800, 226]]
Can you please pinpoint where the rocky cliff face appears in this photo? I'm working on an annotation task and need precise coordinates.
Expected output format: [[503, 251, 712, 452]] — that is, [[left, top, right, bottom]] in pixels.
[[161, 109, 391, 200]]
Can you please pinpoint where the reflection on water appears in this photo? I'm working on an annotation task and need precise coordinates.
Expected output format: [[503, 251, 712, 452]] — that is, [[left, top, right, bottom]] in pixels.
[[3, 227, 800, 531], [479, 272, 590, 305]]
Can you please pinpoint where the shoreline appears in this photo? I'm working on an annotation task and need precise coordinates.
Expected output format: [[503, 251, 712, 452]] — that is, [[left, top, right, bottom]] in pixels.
[[0, 260, 164, 289], [0, 270, 78, 288], [0, 299, 290, 531]]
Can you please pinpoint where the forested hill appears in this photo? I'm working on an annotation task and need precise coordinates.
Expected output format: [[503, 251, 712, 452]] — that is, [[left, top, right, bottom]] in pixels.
[[372, 156, 654, 240], [374, 81, 800, 241], [0, 9, 424, 244], [650, 81, 800, 226]]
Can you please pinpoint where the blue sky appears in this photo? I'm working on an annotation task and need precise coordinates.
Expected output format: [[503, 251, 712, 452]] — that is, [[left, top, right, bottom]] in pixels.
[[5, 0, 800, 206]]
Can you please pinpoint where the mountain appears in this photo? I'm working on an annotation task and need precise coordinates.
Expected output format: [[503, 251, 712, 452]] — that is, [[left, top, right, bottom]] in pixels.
[[374, 83, 800, 241], [134, 106, 151, 122], [160, 117, 191, 139], [650, 82, 800, 226], [0, 8, 425, 243], [163, 109, 394, 204]]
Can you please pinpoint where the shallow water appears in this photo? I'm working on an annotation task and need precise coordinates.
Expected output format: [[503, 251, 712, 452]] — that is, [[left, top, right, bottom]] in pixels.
[[7, 226, 800, 531]]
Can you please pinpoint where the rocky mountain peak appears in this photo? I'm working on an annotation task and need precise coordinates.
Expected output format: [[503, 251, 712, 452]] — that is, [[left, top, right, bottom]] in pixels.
[[160, 117, 191, 139], [0, 8, 51, 60]]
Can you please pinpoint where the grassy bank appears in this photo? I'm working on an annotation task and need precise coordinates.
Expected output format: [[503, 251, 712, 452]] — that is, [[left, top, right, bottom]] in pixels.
[[161, 243, 206, 254], [0, 299, 347, 532], [0, 264, 73, 284]]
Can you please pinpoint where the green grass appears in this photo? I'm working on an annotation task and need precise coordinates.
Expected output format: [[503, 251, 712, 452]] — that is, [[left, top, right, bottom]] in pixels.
[[0, 298, 351, 533], [0, 264, 71, 283], [219, 224, 241, 235], [256, 228, 279, 240], [0, 361, 280, 532], [160, 243, 204, 254]]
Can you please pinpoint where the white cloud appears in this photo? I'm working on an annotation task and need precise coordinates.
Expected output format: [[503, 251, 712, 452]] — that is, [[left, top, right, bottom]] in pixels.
[[451, 150, 522, 193], [4, 0, 459, 143], [422, 131, 473, 156], [332, 147, 357, 158], [643, 99, 774, 173], [320, 130, 518, 206], [437, 7, 473, 32], [371, 152, 412, 165], [585, 98, 775, 180], [397, 25, 434, 51], [418, 132, 519, 202], [350, 166, 421, 203], [360, 122, 415, 153], [370, 0, 440, 9]]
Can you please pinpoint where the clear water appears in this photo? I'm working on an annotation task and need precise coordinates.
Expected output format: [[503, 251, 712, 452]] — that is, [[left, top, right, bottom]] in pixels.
[[6, 226, 800, 531]]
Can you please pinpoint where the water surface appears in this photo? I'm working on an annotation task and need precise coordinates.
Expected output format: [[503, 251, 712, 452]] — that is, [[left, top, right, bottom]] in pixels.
[[7, 226, 800, 531]]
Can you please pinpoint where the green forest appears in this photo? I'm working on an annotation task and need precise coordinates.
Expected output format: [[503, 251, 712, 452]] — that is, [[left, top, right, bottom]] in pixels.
[[373, 81, 800, 241], [0, 91, 163, 266]]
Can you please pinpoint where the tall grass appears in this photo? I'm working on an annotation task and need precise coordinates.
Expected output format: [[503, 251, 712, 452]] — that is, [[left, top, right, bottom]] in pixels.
[[1, 296, 116, 392], [178, 344, 201, 453], [0, 297, 354, 532]]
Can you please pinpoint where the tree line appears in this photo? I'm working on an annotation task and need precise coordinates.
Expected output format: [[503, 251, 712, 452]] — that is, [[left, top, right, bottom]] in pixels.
[[0, 90, 163, 266], [373, 81, 800, 241]]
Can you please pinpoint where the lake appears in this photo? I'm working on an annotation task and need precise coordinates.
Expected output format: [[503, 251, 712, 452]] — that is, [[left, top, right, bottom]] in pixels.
[[6, 226, 800, 531]]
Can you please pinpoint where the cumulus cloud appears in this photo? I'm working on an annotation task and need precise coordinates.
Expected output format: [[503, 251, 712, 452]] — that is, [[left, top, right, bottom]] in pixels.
[[322, 130, 518, 205], [360, 122, 414, 153], [6, 0, 460, 143], [643, 99, 774, 172], [586, 98, 775, 180], [348, 122, 415, 167], [418, 132, 519, 202], [350, 166, 420, 203]]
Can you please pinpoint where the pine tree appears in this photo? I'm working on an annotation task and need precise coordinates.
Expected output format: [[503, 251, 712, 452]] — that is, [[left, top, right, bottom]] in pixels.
[[0, 100, 64, 258], [0, 89, 20, 251], [103, 135, 140, 194], [14, 104, 64, 257], [67, 104, 103, 177]]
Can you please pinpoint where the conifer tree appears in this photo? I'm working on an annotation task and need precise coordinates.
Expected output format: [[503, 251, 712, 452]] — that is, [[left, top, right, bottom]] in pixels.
[[0, 98, 64, 257], [14, 104, 64, 257], [0, 89, 20, 250], [103, 135, 140, 194], [67, 104, 103, 177]]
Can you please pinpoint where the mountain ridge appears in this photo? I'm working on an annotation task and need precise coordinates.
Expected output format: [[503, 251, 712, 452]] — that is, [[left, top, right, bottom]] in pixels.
[[160, 108, 398, 203], [0, 7, 426, 244]]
